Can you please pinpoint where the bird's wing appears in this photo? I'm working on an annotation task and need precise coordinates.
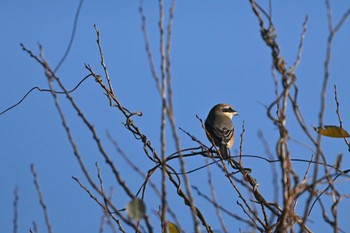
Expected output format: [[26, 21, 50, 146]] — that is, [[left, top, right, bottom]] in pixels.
[[212, 126, 233, 145]]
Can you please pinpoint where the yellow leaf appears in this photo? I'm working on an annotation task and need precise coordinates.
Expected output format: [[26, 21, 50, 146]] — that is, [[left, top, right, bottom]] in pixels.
[[168, 222, 180, 233], [313, 125, 350, 138]]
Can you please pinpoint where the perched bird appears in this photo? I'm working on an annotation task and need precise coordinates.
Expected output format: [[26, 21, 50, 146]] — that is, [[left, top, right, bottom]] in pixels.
[[205, 103, 239, 159]]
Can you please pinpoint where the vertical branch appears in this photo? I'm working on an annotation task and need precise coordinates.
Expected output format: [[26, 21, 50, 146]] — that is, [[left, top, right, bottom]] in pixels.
[[165, 0, 176, 112], [164, 2, 202, 230], [139, 0, 162, 93], [333, 85, 350, 150], [291, 16, 308, 71], [159, 0, 168, 230], [164, 11, 201, 233], [12, 187, 19, 233], [207, 160, 228, 233], [316, 0, 333, 149], [31, 164, 53, 233], [257, 130, 279, 224], [94, 25, 114, 96], [304, 1, 332, 223], [333, 85, 343, 128], [97, 167, 118, 233], [238, 121, 246, 164]]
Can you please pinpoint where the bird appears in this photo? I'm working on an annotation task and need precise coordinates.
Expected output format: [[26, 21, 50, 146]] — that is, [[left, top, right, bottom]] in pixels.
[[205, 103, 239, 159]]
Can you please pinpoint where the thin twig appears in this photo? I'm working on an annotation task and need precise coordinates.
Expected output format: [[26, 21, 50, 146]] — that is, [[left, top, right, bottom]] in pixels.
[[239, 121, 245, 164], [93, 25, 114, 97], [0, 74, 91, 116], [31, 164, 53, 233], [291, 15, 308, 71], [54, 0, 84, 72], [12, 187, 19, 233], [206, 160, 228, 233], [139, 0, 162, 93], [333, 85, 350, 150]]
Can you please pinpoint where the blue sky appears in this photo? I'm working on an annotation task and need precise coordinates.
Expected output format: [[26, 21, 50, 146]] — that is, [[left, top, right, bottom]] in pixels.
[[1, 1, 350, 232]]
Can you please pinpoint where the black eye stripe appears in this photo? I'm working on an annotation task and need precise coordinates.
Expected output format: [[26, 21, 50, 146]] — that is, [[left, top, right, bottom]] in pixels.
[[222, 107, 234, 113]]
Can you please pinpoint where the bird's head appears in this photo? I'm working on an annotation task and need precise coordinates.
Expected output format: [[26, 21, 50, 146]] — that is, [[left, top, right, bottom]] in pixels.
[[214, 103, 239, 119]]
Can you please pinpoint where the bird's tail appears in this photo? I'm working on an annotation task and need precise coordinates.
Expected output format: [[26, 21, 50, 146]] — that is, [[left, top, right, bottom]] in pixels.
[[219, 144, 229, 160]]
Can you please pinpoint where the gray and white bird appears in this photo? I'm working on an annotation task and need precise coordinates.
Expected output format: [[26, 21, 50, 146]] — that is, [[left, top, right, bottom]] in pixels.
[[205, 103, 239, 159]]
